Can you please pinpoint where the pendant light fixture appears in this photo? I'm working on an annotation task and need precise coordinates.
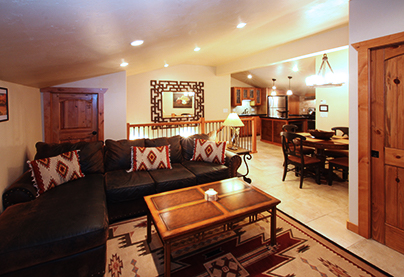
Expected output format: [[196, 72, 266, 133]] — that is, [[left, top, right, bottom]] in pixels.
[[271, 78, 277, 96], [306, 53, 345, 88], [287, 76, 293, 95]]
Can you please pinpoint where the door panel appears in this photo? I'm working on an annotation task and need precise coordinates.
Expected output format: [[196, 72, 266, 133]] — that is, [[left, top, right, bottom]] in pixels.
[[371, 44, 404, 253], [41, 87, 106, 144]]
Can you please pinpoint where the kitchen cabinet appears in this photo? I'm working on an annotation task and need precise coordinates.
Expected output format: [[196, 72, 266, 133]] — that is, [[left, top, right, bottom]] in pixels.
[[239, 115, 261, 136], [254, 88, 262, 106], [261, 117, 307, 144], [231, 87, 263, 106], [231, 87, 242, 106]]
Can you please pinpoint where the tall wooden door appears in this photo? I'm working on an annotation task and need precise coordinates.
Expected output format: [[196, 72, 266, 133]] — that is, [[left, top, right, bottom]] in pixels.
[[371, 43, 404, 254], [41, 87, 107, 144]]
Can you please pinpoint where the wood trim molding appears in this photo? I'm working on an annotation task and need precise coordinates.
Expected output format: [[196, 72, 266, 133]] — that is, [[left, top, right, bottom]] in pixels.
[[354, 31, 404, 239], [347, 220, 359, 234]]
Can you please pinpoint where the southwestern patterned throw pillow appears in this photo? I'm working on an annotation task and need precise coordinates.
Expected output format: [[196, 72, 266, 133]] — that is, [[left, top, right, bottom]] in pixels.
[[191, 139, 227, 164], [128, 145, 172, 172], [27, 150, 85, 196]]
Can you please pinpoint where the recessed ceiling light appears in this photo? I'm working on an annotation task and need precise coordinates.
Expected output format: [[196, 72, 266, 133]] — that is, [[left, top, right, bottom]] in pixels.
[[247, 74, 252, 79], [164, 63, 169, 67], [292, 64, 299, 72], [131, 40, 144, 46], [194, 46, 201, 52], [237, 22, 246, 29], [120, 61, 128, 67]]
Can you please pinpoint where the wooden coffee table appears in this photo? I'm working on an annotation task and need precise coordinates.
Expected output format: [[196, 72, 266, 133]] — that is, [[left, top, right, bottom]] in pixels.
[[144, 177, 281, 277]]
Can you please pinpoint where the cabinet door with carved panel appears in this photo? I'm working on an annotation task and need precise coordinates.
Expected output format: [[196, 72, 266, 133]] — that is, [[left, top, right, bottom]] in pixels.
[[255, 88, 262, 105], [231, 87, 242, 106]]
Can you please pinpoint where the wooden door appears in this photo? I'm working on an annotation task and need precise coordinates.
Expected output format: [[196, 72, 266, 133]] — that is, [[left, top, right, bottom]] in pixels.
[[371, 43, 404, 254], [41, 87, 107, 143]]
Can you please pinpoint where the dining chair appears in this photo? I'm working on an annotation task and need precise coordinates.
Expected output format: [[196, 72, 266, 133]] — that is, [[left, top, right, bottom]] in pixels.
[[281, 124, 315, 156], [324, 127, 349, 158], [281, 131, 322, 189], [328, 157, 349, 186]]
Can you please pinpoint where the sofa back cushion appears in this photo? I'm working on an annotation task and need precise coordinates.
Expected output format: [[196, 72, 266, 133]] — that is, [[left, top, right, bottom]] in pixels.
[[180, 134, 209, 161], [145, 135, 182, 163], [104, 139, 145, 171], [35, 141, 104, 174]]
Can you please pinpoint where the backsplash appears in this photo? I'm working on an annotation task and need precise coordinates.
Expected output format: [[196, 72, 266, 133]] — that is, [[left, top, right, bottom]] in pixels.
[[233, 100, 256, 115], [299, 97, 316, 114]]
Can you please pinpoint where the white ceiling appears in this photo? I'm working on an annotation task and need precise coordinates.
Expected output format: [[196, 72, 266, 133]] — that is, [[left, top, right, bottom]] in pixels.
[[0, 0, 349, 88]]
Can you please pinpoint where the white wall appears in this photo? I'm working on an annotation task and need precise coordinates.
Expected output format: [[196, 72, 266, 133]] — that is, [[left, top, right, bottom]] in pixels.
[[315, 49, 349, 131], [349, 0, 404, 225], [127, 64, 231, 124], [56, 71, 127, 140], [0, 80, 42, 212]]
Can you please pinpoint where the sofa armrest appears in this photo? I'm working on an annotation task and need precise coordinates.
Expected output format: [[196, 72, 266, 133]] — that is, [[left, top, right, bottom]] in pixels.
[[2, 171, 37, 210], [225, 150, 242, 178]]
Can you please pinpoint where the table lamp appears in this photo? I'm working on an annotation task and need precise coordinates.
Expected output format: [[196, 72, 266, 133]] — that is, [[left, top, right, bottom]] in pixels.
[[223, 113, 244, 150]]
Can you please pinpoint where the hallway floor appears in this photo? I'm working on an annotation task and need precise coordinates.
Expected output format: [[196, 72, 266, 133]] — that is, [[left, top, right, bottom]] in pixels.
[[239, 140, 404, 276]]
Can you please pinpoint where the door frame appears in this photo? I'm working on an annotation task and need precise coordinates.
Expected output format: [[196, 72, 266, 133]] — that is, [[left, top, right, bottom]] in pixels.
[[40, 87, 107, 143], [353, 31, 404, 238]]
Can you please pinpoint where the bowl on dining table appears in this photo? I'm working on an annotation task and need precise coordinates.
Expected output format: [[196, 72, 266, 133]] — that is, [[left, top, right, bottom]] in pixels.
[[308, 129, 334, 140]]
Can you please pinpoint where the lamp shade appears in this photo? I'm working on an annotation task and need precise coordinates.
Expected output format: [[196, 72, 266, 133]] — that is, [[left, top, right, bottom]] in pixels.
[[223, 113, 244, 127]]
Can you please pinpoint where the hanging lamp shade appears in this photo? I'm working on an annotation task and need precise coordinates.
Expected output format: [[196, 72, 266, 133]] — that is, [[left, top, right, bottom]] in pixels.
[[306, 54, 346, 88], [271, 78, 277, 95], [287, 76, 293, 95]]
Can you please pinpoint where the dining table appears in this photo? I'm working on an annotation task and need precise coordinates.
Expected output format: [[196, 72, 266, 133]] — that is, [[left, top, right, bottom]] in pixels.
[[297, 132, 349, 180], [297, 132, 349, 158]]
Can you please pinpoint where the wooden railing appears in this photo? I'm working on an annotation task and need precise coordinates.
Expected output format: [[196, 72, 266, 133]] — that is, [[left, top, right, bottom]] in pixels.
[[127, 117, 258, 153]]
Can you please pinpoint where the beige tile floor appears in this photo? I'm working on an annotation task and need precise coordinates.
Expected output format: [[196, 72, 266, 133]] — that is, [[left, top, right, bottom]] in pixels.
[[239, 140, 404, 276]]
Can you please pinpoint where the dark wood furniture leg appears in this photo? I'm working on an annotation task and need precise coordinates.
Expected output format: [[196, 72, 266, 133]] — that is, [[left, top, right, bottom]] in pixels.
[[164, 240, 171, 277], [147, 212, 152, 243], [270, 207, 277, 246]]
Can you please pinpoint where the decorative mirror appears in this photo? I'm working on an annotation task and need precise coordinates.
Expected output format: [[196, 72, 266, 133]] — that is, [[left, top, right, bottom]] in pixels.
[[151, 80, 204, 123]]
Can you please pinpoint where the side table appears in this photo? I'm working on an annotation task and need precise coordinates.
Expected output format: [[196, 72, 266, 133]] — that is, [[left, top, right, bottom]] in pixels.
[[227, 147, 252, 183]]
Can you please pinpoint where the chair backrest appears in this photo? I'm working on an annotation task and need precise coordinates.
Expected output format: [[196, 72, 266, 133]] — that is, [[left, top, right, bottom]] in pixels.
[[280, 131, 306, 162], [282, 124, 298, 133], [331, 127, 349, 137]]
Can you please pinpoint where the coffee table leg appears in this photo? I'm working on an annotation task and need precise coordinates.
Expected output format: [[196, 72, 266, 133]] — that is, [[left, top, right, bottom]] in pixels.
[[164, 241, 171, 277], [270, 207, 277, 246], [147, 212, 152, 243]]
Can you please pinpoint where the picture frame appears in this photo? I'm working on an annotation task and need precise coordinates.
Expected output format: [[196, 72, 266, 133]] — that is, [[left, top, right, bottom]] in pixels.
[[0, 87, 8, 122], [173, 92, 193, 108]]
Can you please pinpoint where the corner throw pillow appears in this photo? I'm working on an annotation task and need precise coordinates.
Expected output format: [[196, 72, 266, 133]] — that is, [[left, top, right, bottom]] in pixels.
[[27, 150, 85, 196], [191, 139, 227, 164], [128, 145, 172, 172]]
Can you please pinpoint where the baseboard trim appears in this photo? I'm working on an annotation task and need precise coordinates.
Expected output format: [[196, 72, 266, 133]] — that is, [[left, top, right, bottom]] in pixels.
[[347, 220, 359, 234]]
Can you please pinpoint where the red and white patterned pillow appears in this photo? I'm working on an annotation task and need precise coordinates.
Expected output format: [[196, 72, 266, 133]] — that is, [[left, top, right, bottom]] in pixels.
[[27, 150, 85, 196], [128, 145, 172, 172], [191, 139, 227, 164]]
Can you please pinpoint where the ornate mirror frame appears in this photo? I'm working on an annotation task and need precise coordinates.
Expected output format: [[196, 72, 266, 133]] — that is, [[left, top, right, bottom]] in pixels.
[[150, 80, 204, 123]]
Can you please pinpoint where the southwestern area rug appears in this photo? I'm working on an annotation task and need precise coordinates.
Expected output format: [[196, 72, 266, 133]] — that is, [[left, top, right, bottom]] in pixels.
[[105, 210, 391, 277]]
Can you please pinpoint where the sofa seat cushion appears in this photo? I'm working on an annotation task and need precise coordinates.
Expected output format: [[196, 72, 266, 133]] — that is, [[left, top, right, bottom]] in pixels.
[[0, 174, 108, 276], [149, 163, 196, 192], [182, 160, 229, 184], [105, 169, 156, 203]]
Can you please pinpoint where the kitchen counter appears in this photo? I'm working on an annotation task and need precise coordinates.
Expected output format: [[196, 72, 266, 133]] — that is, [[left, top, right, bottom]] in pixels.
[[261, 117, 308, 144]]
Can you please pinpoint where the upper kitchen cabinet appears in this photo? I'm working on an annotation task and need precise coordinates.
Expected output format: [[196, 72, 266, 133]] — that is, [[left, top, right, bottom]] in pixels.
[[231, 87, 242, 106], [254, 88, 262, 106], [231, 87, 263, 106]]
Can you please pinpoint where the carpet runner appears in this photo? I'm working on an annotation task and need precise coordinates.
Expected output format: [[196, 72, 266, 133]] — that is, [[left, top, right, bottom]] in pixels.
[[105, 210, 391, 277]]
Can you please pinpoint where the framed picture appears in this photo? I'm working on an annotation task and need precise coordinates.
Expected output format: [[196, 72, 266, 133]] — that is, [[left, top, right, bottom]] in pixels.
[[173, 92, 193, 108], [0, 87, 8, 122]]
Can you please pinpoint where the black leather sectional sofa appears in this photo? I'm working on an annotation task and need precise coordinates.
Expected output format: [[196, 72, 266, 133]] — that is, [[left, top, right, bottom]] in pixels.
[[0, 134, 241, 277]]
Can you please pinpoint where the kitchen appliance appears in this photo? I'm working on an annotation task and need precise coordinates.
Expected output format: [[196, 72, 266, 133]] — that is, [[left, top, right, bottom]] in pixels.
[[268, 95, 288, 118]]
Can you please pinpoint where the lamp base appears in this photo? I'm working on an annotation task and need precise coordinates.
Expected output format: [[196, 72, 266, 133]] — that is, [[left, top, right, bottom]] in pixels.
[[228, 127, 240, 150]]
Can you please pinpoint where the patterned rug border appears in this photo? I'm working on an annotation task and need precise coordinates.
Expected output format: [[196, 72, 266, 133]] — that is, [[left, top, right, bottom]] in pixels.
[[108, 209, 393, 277], [276, 209, 393, 277]]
